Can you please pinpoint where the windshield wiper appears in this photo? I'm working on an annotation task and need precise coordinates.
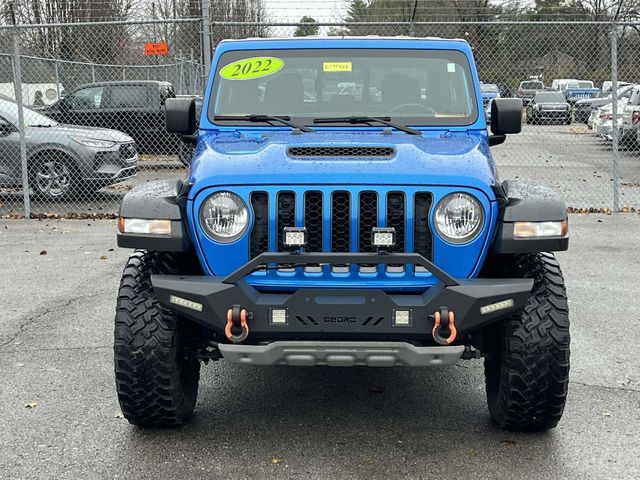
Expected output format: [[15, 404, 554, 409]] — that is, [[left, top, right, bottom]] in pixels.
[[214, 114, 314, 132], [313, 116, 421, 135], [28, 124, 54, 128]]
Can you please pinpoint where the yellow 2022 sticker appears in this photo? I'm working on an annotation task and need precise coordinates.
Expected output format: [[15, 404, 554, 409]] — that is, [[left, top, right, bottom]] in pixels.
[[323, 62, 352, 72], [219, 57, 284, 80]]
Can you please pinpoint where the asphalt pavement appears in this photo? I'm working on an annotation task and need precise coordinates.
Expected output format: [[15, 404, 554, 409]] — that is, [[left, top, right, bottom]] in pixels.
[[1, 214, 639, 479]]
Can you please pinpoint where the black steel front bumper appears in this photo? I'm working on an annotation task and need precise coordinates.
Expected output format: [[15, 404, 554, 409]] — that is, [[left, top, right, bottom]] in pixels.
[[151, 252, 533, 344]]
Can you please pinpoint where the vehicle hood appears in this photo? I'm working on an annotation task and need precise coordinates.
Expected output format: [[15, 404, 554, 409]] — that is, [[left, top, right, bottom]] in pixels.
[[576, 97, 610, 108], [26, 124, 133, 143], [188, 130, 498, 200]]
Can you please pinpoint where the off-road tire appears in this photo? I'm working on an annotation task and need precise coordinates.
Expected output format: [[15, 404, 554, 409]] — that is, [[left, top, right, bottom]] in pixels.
[[114, 250, 201, 427], [484, 253, 570, 431]]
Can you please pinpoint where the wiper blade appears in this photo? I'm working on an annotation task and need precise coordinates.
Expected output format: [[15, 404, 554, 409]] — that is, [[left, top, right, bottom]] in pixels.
[[313, 116, 421, 135], [214, 114, 314, 132]]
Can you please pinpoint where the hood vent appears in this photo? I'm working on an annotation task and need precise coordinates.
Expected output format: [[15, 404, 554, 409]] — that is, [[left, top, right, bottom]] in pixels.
[[287, 146, 395, 158]]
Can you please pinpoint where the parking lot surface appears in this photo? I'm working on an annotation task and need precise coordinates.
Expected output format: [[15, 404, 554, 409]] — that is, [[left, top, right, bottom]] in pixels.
[[1, 214, 639, 479]]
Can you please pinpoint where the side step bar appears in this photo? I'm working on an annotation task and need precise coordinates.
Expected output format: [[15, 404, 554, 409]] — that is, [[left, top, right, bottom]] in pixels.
[[218, 341, 465, 367]]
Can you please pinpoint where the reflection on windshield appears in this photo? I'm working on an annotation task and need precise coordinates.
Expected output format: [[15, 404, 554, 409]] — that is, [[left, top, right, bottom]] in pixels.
[[0, 98, 58, 127], [211, 48, 479, 127]]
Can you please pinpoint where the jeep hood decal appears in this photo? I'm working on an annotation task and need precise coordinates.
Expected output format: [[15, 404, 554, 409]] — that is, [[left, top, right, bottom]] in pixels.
[[188, 131, 497, 199]]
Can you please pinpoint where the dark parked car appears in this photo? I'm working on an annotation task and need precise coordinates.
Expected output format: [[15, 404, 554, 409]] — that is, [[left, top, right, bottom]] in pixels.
[[0, 98, 137, 200], [574, 84, 634, 123], [515, 80, 545, 105], [526, 90, 572, 125], [39, 81, 178, 154]]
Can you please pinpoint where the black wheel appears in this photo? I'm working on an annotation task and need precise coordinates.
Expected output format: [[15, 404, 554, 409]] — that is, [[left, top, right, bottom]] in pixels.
[[30, 151, 78, 200], [114, 250, 201, 427], [483, 253, 570, 431]]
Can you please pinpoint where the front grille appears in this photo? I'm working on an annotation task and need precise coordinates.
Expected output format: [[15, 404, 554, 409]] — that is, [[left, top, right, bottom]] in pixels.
[[247, 188, 434, 263], [288, 146, 395, 158]]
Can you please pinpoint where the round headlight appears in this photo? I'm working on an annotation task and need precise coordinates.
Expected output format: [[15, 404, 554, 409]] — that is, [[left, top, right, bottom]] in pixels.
[[434, 192, 484, 244], [199, 191, 249, 243]]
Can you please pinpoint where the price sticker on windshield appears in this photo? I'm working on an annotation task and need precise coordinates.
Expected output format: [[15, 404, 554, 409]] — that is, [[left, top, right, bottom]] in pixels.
[[219, 57, 284, 80], [323, 62, 352, 72]]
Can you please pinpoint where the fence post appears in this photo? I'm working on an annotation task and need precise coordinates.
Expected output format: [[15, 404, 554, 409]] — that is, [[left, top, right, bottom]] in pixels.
[[10, 18, 31, 219], [92, 64, 96, 83], [54, 60, 60, 99], [611, 28, 620, 212], [202, 0, 212, 82]]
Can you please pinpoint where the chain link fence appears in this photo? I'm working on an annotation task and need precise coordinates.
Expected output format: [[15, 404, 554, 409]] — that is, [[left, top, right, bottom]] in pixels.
[[1, 18, 639, 218]]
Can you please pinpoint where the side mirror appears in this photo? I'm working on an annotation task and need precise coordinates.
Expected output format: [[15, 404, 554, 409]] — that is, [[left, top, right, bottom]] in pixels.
[[165, 98, 196, 138], [488, 98, 522, 147], [491, 98, 522, 135]]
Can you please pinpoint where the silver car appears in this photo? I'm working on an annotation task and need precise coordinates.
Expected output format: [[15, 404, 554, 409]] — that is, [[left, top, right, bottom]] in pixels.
[[0, 98, 137, 200]]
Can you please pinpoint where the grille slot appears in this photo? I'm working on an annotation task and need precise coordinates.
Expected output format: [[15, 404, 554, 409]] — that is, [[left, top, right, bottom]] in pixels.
[[288, 146, 395, 158], [386, 192, 406, 254], [304, 191, 323, 252], [331, 191, 350, 252], [276, 191, 296, 252], [358, 191, 378, 253], [414, 193, 434, 263], [249, 192, 269, 259]]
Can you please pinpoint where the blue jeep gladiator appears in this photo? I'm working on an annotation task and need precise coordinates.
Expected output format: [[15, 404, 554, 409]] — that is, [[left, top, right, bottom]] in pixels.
[[115, 37, 570, 431]]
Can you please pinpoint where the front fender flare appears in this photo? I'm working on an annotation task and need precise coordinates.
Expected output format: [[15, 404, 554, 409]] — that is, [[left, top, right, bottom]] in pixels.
[[491, 180, 568, 254], [117, 179, 193, 252]]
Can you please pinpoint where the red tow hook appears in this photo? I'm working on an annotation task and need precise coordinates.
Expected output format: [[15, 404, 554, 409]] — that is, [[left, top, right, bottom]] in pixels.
[[225, 305, 249, 343], [432, 307, 457, 346]]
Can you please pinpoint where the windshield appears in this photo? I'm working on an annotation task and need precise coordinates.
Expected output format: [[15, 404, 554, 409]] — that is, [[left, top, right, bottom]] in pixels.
[[0, 98, 57, 127], [535, 91, 566, 103], [567, 81, 593, 90], [480, 83, 499, 93], [521, 81, 544, 90], [210, 48, 479, 127]]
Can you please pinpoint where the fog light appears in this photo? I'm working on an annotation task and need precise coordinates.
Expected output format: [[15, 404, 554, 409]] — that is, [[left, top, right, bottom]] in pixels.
[[513, 219, 568, 238], [283, 227, 307, 247], [118, 218, 171, 235], [270, 308, 288, 325], [371, 227, 396, 247], [393, 309, 412, 327]]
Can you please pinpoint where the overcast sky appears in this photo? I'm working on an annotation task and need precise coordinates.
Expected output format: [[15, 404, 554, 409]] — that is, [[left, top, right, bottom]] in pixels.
[[263, 0, 351, 22]]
